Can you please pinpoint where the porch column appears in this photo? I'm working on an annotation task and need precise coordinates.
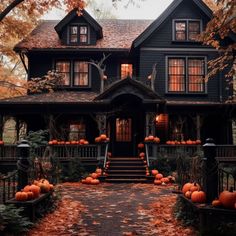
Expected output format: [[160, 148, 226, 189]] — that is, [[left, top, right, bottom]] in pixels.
[[96, 113, 107, 134], [15, 117, 20, 141], [0, 115, 3, 140], [48, 114, 54, 140], [145, 112, 156, 136], [196, 114, 201, 140]]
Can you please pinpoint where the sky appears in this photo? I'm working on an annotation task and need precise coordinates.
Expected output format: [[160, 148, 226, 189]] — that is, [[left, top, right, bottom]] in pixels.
[[43, 0, 174, 20]]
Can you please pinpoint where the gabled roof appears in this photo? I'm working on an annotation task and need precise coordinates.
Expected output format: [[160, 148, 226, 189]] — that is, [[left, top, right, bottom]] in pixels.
[[132, 0, 213, 48], [54, 9, 103, 39], [95, 78, 165, 103], [14, 19, 152, 51]]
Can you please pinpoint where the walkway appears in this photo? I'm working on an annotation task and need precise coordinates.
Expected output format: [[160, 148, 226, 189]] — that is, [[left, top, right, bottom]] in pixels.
[[29, 183, 197, 236]]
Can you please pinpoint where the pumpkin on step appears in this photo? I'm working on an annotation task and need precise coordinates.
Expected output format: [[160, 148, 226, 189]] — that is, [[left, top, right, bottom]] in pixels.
[[219, 188, 236, 209], [15, 191, 28, 201], [191, 191, 206, 203]]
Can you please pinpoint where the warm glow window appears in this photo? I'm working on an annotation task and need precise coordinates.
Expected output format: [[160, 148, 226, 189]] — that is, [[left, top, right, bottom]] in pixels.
[[69, 122, 86, 141], [69, 25, 88, 44], [116, 118, 132, 142], [168, 57, 205, 93], [56, 61, 70, 86], [121, 64, 133, 79], [174, 20, 201, 41], [74, 62, 89, 86]]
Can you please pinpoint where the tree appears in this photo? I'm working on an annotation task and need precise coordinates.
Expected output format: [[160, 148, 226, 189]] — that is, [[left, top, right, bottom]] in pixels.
[[201, 0, 236, 80]]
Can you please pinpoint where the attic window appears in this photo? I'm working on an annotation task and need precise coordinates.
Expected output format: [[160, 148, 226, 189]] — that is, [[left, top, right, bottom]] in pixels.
[[69, 25, 88, 44], [173, 20, 201, 41]]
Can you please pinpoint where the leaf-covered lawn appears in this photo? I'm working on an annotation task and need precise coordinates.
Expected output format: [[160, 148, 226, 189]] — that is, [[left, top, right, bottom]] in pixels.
[[28, 183, 197, 236]]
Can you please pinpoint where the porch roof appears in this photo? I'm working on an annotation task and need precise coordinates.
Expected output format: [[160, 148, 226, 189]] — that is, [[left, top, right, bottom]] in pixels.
[[0, 91, 99, 104], [166, 100, 226, 106]]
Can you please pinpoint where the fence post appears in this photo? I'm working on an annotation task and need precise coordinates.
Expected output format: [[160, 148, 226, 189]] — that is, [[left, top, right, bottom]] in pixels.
[[203, 138, 218, 203], [17, 139, 30, 191]]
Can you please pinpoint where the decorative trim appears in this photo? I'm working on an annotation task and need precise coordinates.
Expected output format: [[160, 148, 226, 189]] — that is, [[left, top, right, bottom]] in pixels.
[[141, 47, 217, 52]]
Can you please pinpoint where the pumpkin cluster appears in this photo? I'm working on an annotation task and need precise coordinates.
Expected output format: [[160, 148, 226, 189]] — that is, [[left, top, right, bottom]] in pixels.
[[138, 152, 149, 175], [81, 168, 102, 185], [48, 139, 89, 145], [152, 169, 175, 185], [212, 188, 236, 209], [182, 182, 206, 203], [0, 140, 4, 145], [15, 178, 53, 201], [95, 134, 110, 143], [166, 139, 201, 145], [144, 135, 160, 143]]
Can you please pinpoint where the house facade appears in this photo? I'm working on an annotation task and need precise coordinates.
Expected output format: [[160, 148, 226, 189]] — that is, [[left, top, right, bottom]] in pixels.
[[0, 0, 234, 157]]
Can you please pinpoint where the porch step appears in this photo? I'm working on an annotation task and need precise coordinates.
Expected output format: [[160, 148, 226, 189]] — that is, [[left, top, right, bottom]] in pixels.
[[105, 156, 148, 183]]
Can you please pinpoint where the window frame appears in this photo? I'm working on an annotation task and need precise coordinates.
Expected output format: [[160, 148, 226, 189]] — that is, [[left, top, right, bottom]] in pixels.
[[55, 60, 71, 87], [68, 24, 89, 45], [120, 63, 133, 79], [165, 56, 207, 94], [55, 60, 91, 88], [172, 19, 202, 42]]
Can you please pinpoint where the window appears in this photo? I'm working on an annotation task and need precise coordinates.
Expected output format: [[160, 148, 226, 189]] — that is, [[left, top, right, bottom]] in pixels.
[[69, 121, 86, 141], [56, 61, 70, 86], [121, 64, 133, 79], [174, 20, 201, 41], [69, 25, 88, 44], [74, 62, 89, 86], [55, 61, 89, 87], [167, 57, 205, 93], [116, 118, 132, 142]]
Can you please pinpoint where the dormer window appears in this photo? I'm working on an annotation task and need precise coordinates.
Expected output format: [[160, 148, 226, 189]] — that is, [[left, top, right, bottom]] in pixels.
[[173, 20, 201, 41], [69, 25, 88, 44]]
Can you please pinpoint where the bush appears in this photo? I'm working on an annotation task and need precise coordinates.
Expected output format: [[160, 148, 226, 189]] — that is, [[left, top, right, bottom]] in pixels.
[[0, 204, 33, 234]]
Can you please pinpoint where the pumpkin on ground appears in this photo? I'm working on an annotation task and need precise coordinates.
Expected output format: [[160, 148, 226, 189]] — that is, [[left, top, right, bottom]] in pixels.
[[91, 179, 100, 185], [182, 182, 194, 194], [212, 199, 222, 207], [219, 188, 236, 209], [91, 173, 98, 179], [160, 177, 169, 184], [154, 179, 162, 185], [151, 169, 158, 176], [191, 191, 206, 203], [15, 191, 28, 201], [155, 173, 163, 180], [85, 177, 93, 184], [185, 190, 192, 199]]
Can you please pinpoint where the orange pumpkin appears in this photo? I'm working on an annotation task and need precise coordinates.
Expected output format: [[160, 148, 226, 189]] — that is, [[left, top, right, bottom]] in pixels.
[[15, 191, 28, 201], [154, 179, 162, 185], [153, 137, 160, 143], [96, 168, 102, 174], [212, 199, 222, 207], [196, 140, 201, 144], [91, 179, 100, 185], [38, 179, 50, 185], [185, 190, 192, 199], [23, 185, 31, 192], [26, 191, 34, 200], [85, 177, 93, 184], [0, 140, 4, 145], [29, 184, 41, 198], [144, 137, 149, 142], [166, 141, 171, 145], [181, 141, 186, 145], [100, 134, 107, 141], [190, 183, 201, 192], [138, 143, 144, 149], [95, 137, 101, 143], [84, 141, 89, 145], [182, 182, 194, 194], [91, 173, 98, 179], [160, 177, 169, 184], [38, 183, 50, 193], [81, 179, 86, 184], [186, 140, 193, 145], [148, 135, 154, 141], [155, 173, 163, 180], [139, 152, 145, 158], [151, 169, 158, 176], [219, 189, 236, 209], [191, 191, 206, 203]]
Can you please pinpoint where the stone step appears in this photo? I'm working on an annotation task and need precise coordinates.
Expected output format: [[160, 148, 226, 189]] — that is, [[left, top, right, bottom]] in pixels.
[[107, 170, 146, 173], [109, 157, 141, 161], [108, 165, 146, 170], [106, 178, 147, 183], [106, 174, 147, 178]]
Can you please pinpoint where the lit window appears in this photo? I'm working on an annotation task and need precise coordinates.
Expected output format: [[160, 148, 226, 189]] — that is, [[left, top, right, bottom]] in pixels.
[[69, 25, 88, 44], [69, 122, 86, 141], [70, 26, 78, 43], [56, 61, 70, 86], [121, 64, 133, 79], [74, 62, 89, 86], [79, 26, 88, 43], [174, 20, 201, 41], [168, 57, 205, 93]]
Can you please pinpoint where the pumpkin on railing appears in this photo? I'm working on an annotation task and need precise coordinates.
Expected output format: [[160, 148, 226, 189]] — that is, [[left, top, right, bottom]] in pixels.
[[48, 139, 89, 145]]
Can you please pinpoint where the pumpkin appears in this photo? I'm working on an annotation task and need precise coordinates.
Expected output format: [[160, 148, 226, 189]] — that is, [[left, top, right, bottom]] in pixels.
[[144, 137, 149, 142], [139, 152, 145, 158], [196, 140, 201, 144], [185, 190, 192, 199], [85, 177, 93, 184], [65, 141, 70, 145], [182, 182, 194, 194], [186, 140, 193, 145], [29, 184, 41, 198], [38, 179, 50, 185], [39, 183, 50, 193], [96, 168, 102, 174], [151, 169, 159, 176], [23, 185, 31, 192], [219, 188, 236, 209], [148, 135, 154, 141], [84, 140, 89, 145], [81, 179, 86, 184], [48, 141, 53, 145], [100, 134, 107, 141], [0, 140, 4, 145], [160, 177, 169, 184], [95, 137, 101, 143], [138, 143, 144, 149], [181, 141, 186, 145], [155, 173, 163, 180], [146, 171, 150, 176], [212, 199, 222, 207], [51, 140, 58, 145], [49, 184, 54, 191], [91, 173, 98, 179], [191, 191, 206, 203], [154, 179, 162, 185], [153, 137, 160, 143], [26, 191, 34, 200], [15, 191, 28, 201], [190, 183, 201, 192], [91, 179, 100, 185], [166, 141, 171, 145]]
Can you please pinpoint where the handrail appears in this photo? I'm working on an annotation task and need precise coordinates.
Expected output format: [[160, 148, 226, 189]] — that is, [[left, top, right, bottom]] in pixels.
[[218, 168, 236, 193]]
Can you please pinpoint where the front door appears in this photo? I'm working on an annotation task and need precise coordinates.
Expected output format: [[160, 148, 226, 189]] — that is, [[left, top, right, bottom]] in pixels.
[[109, 114, 144, 157]]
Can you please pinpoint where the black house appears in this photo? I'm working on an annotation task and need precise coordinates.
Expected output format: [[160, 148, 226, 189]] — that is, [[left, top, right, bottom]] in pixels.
[[0, 0, 234, 157]]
